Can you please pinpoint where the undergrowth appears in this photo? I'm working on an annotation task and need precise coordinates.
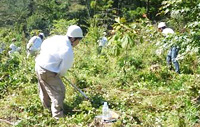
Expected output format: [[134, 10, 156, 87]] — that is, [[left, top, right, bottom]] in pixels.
[[0, 20, 200, 127]]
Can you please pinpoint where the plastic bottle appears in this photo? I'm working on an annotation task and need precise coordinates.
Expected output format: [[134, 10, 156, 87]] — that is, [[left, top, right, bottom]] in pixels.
[[102, 102, 110, 120]]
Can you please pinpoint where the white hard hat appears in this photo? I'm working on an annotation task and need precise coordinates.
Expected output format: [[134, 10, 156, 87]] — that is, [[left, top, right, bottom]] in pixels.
[[39, 33, 45, 38], [66, 25, 83, 38], [158, 22, 166, 28]]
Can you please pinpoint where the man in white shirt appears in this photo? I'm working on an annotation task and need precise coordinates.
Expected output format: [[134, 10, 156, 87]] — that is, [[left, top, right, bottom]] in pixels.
[[27, 33, 45, 58], [98, 32, 108, 47], [8, 38, 21, 56], [35, 25, 83, 119], [97, 32, 108, 54], [158, 22, 180, 74]]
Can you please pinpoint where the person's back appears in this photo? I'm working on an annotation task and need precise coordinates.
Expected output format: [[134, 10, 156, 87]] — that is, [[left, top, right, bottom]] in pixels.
[[162, 28, 174, 35], [97, 32, 108, 54], [8, 43, 20, 56], [98, 32, 107, 47], [8, 43, 16, 55], [35, 35, 73, 76], [27, 33, 44, 58], [10, 43, 17, 50], [27, 36, 42, 51]]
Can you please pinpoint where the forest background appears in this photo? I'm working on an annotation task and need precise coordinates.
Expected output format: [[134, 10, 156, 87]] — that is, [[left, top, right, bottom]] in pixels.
[[0, 0, 200, 126]]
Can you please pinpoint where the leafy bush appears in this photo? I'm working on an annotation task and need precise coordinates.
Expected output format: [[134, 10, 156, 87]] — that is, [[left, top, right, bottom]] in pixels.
[[124, 7, 146, 21], [50, 19, 78, 35], [0, 12, 200, 127], [26, 14, 50, 33]]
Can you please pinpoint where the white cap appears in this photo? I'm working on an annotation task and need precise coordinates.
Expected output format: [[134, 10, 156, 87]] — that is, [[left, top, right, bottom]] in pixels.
[[12, 38, 16, 42], [158, 22, 166, 28], [66, 25, 83, 38]]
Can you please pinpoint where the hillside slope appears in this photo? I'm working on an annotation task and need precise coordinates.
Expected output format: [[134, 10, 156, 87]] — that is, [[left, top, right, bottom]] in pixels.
[[0, 20, 200, 127]]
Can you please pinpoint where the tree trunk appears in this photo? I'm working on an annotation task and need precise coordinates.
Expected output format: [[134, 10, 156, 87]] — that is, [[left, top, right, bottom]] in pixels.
[[147, 0, 150, 19], [85, 0, 91, 17]]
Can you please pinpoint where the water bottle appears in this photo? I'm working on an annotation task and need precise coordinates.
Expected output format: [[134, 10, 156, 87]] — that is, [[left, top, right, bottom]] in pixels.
[[102, 102, 110, 120]]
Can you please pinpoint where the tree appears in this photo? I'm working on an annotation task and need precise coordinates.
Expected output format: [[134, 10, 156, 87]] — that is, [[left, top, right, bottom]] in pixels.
[[0, 0, 30, 27]]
